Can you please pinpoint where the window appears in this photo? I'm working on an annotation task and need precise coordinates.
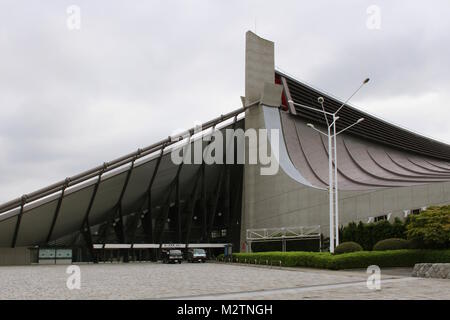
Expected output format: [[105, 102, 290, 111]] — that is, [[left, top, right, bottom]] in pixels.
[[211, 230, 219, 239], [374, 215, 388, 222], [411, 208, 421, 215]]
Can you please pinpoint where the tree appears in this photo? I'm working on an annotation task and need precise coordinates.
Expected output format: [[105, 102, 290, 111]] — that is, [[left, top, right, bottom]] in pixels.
[[406, 206, 450, 249], [391, 217, 407, 239], [342, 222, 357, 243]]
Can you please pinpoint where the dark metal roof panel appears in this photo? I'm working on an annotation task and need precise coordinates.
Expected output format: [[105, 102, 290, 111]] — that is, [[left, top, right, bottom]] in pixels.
[[277, 71, 450, 161]]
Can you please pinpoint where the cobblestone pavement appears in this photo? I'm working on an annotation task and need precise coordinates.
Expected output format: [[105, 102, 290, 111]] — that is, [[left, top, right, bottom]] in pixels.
[[0, 262, 448, 300]]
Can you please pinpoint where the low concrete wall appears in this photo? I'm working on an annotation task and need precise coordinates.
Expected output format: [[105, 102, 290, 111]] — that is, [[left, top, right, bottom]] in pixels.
[[412, 263, 450, 279], [0, 247, 31, 266]]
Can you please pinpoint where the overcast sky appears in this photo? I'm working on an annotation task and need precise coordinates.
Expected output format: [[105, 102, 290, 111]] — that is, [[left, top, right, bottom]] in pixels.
[[1, 1, 450, 203]]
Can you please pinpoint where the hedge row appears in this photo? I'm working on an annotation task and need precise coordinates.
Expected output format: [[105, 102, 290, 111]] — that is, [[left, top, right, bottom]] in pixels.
[[218, 250, 450, 270]]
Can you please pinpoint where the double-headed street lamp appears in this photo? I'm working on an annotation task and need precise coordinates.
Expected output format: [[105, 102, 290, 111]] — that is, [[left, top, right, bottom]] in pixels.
[[288, 78, 369, 253]]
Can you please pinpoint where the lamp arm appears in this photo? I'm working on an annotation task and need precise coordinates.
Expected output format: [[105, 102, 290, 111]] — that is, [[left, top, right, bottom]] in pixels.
[[334, 122, 359, 137], [319, 101, 330, 127], [335, 82, 366, 115], [288, 101, 334, 116], [309, 126, 328, 137]]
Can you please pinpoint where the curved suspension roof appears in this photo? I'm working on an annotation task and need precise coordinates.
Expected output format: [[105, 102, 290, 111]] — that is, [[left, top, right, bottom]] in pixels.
[[277, 71, 450, 161], [276, 71, 450, 190]]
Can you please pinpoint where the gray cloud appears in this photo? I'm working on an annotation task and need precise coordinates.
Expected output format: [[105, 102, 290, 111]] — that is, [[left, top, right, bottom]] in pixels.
[[1, 0, 449, 202]]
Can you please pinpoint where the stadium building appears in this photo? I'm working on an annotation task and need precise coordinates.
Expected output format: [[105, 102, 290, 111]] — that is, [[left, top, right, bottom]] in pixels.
[[1, 32, 450, 265]]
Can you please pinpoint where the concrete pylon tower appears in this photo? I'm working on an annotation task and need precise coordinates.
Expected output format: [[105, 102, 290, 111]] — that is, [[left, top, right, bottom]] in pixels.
[[241, 32, 283, 252], [244, 31, 275, 104]]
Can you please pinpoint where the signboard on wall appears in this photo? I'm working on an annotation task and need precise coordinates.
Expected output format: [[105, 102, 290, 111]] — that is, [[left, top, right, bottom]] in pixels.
[[56, 249, 72, 259], [38, 248, 73, 264], [39, 248, 56, 259]]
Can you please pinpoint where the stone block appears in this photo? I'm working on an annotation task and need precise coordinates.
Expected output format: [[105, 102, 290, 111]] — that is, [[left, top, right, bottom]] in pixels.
[[412, 263, 450, 279]]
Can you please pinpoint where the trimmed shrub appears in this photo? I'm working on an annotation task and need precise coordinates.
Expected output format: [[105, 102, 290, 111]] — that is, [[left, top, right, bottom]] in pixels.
[[334, 242, 363, 254], [219, 249, 450, 270], [373, 238, 411, 251]]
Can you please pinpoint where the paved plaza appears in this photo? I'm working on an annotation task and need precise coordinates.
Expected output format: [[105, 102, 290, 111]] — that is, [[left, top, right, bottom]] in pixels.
[[0, 262, 448, 300]]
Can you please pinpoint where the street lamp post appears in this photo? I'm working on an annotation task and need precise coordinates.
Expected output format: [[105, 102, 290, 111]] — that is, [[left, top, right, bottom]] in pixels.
[[288, 78, 369, 253]]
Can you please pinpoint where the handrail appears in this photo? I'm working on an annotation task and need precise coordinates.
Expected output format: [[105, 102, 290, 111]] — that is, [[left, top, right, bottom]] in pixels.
[[0, 102, 258, 215], [246, 226, 321, 241]]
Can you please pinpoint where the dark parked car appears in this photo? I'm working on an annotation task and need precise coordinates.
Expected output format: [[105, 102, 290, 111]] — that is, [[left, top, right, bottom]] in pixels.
[[162, 249, 183, 264], [187, 248, 207, 263]]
